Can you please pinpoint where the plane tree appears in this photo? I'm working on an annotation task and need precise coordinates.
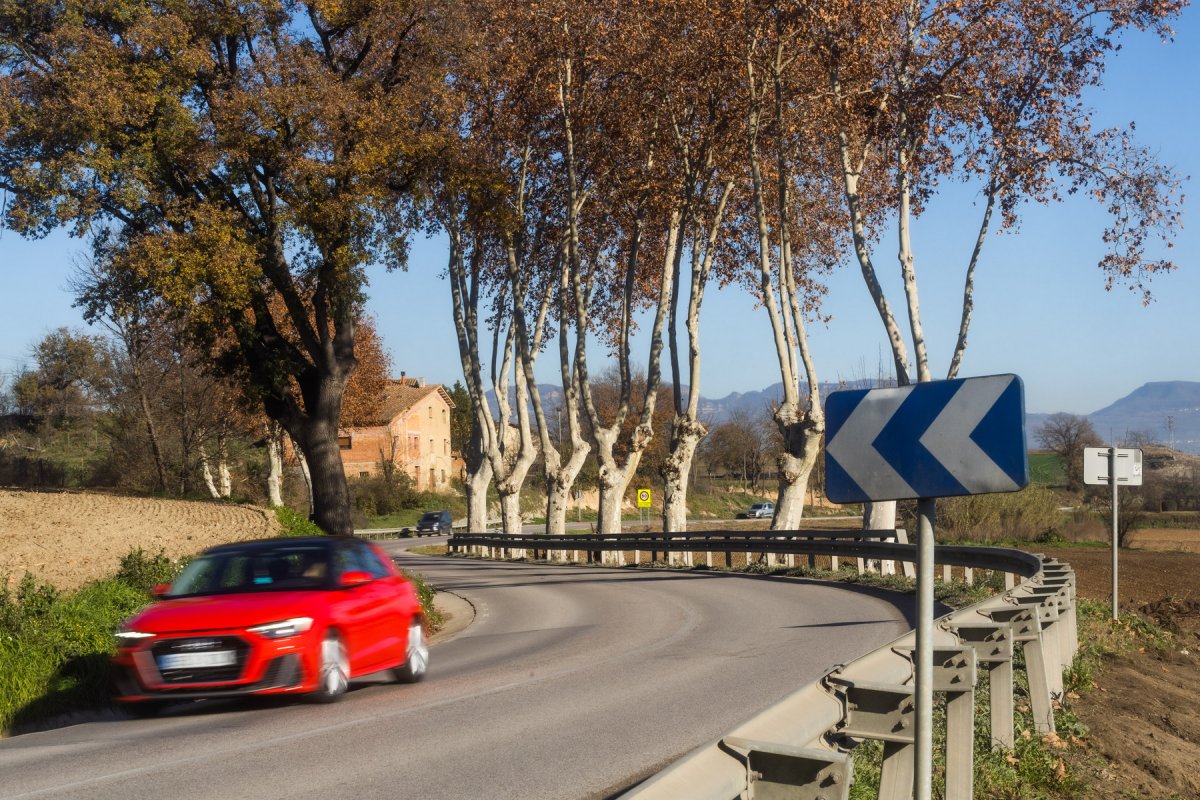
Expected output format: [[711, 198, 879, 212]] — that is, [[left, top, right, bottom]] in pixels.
[[720, 0, 849, 530], [807, 0, 1185, 527], [0, 0, 448, 533]]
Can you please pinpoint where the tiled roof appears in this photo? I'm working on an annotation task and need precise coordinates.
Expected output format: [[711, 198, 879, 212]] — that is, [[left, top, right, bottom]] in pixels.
[[361, 378, 454, 426]]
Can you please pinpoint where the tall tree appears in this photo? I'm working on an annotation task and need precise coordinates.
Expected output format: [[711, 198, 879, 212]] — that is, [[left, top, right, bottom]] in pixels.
[[728, 0, 846, 530], [0, 0, 447, 534], [810, 0, 1185, 527]]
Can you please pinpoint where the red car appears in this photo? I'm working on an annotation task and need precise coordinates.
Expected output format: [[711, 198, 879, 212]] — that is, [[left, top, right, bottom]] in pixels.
[[112, 536, 429, 715]]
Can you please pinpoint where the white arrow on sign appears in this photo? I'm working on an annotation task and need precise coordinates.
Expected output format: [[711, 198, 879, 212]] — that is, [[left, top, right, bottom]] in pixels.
[[824, 374, 1027, 502], [825, 385, 917, 500], [919, 377, 1021, 494]]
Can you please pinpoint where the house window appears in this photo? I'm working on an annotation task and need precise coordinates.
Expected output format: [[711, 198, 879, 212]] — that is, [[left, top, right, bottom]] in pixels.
[[440, 469, 446, 484], [428, 406, 432, 420], [444, 439, 449, 455], [337, 435, 352, 450], [429, 438, 433, 454], [442, 409, 447, 423], [429, 466, 435, 486], [359, 471, 370, 478]]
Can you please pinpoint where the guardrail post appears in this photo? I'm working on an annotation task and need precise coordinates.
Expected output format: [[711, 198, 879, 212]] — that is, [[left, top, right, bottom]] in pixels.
[[951, 620, 1016, 750], [826, 676, 915, 800], [722, 737, 851, 800], [878, 742, 916, 800], [989, 604, 1055, 735], [940, 648, 977, 800]]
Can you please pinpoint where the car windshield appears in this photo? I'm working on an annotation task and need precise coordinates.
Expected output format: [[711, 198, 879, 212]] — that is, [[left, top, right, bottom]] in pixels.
[[168, 542, 332, 597], [419, 513, 441, 522]]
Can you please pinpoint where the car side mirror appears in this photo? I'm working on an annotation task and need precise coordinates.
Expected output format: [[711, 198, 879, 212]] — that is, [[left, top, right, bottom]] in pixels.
[[339, 570, 372, 588], [151, 583, 171, 597]]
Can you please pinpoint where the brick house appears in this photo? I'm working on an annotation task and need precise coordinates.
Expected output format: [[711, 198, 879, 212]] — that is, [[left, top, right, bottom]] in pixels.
[[337, 375, 455, 491]]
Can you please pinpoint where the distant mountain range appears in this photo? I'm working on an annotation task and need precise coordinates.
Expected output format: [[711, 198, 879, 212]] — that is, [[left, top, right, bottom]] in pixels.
[[1026, 381, 1200, 453], [490, 379, 1200, 454]]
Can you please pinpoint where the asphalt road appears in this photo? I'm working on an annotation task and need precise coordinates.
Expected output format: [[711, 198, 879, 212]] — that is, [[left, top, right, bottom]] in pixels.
[[0, 539, 915, 800]]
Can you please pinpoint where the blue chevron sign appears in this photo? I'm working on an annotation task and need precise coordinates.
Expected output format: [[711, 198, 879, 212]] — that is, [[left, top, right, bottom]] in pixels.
[[824, 374, 1029, 503]]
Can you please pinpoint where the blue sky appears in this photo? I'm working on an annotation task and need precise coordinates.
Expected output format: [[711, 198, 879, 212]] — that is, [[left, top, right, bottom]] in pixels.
[[2, 10, 1197, 416]]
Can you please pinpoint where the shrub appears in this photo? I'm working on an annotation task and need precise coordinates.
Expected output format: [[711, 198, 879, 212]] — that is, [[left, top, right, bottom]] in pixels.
[[0, 571, 148, 733], [938, 486, 1062, 543], [349, 472, 420, 517], [274, 505, 325, 537], [402, 569, 444, 631], [115, 548, 183, 594]]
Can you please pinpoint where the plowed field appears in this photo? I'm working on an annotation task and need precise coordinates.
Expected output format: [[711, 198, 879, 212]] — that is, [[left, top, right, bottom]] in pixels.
[[0, 489, 279, 591]]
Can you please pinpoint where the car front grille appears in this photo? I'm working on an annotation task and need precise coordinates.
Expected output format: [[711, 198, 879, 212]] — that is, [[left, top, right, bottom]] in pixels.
[[150, 635, 250, 684]]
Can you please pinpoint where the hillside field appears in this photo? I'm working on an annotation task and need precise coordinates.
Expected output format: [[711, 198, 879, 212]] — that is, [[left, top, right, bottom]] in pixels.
[[0, 489, 279, 591]]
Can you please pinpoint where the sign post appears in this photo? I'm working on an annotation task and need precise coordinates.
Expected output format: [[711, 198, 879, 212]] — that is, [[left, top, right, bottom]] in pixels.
[[1083, 447, 1142, 621], [636, 488, 652, 525], [826, 374, 1028, 800]]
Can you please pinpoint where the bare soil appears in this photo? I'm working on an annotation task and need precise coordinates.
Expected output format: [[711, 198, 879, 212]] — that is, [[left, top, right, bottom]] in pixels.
[[1038, 542, 1200, 799], [0, 488, 279, 591]]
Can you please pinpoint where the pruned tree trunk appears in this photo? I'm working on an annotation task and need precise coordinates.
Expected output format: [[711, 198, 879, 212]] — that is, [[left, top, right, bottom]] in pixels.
[[266, 422, 285, 507], [864, 501, 897, 530], [597, 477, 627, 536], [772, 408, 823, 529], [464, 421, 492, 533], [198, 443, 221, 500], [662, 417, 705, 536], [216, 432, 232, 498]]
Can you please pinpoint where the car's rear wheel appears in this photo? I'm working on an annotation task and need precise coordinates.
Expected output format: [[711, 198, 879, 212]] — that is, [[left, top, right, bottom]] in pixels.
[[393, 618, 429, 684], [312, 631, 349, 702]]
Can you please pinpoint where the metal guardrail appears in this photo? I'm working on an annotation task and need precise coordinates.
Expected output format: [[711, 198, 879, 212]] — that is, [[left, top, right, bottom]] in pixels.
[[447, 530, 1075, 800]]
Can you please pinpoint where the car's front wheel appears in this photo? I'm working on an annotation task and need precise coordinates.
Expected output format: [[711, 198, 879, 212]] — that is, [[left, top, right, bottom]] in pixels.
[[393, 618, 429, 684], [312, 631, 349, 702]]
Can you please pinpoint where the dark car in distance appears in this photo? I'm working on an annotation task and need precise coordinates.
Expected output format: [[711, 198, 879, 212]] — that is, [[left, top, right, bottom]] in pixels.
[[415, 510, 453, 535]]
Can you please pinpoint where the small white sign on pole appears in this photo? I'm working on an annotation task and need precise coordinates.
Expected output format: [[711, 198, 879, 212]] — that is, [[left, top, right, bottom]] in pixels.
[[1083, 447, 1143, 486], [1082, 446, 1143, 622]]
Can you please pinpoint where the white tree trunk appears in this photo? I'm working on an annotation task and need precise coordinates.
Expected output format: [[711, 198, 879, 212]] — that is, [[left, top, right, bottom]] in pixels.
[[293, 435, 314, 515], [465, 456, 492, 533], [596, 468, 630, 543], [662, 418, 705, 565], [197, 444, 221, 500], [865, 500, 897, 530], [216, 436, 232, 499], [266, 424, 284, 507], [498, 486, 523, 536]]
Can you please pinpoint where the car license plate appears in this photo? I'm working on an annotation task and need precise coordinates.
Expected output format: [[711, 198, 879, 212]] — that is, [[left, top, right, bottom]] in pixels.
[[158, 651, 236, 670]]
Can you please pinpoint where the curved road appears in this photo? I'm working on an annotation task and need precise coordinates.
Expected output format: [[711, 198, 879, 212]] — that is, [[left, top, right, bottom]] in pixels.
[[0, 539, 915, 799]]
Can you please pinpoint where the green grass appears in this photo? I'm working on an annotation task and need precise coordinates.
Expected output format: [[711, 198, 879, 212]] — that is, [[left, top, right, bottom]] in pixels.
[[1029, 452, 1066, 487], [0, 555, 174, 734], [1, 539, 446, 736]]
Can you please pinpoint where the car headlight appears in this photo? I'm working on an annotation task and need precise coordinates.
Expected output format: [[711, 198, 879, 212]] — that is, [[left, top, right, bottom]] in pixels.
[[114, 630, 155, 644], [247, 617, 314, 639]]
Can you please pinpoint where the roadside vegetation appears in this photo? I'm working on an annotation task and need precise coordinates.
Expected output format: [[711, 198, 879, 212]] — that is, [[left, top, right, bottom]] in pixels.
[[0, 506, 440, 737]]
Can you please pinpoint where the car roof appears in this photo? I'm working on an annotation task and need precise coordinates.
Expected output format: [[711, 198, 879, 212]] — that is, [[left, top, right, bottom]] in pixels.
[[202, 536, 338, 556]]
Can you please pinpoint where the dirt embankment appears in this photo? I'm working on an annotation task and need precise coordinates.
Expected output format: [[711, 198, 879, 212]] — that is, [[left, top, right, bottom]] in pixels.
[[1039, 543, 1200, 799], [0, 489, 279, 591]]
